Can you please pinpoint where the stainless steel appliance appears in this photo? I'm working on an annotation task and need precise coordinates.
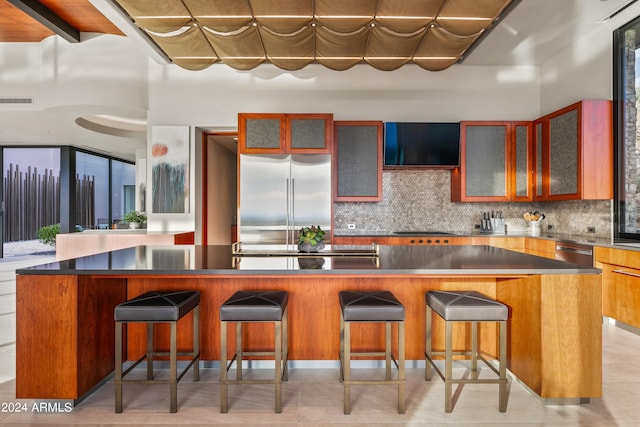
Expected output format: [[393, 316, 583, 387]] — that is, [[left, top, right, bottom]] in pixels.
[[239, 154, 331, 246], [555, 241, 594, 267]]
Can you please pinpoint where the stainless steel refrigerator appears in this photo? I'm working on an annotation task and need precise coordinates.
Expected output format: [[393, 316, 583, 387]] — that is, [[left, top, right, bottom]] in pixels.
[[239, 154, 332, 246]]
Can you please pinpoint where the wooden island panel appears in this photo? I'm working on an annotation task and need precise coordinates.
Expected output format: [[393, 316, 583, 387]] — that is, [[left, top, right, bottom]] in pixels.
[[16, 275, 126, 399], [16, 268, 602, 402], [497, 274, 601, 398]]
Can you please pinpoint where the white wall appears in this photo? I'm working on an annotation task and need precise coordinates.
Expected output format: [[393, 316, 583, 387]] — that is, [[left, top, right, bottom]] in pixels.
[[0, 34, 148, 160], [148, 62, 541, 126], [540, 2, 640, 113]]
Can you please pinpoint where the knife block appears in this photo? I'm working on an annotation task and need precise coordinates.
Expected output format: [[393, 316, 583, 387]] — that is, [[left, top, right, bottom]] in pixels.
[[481, 218, 506, 235]]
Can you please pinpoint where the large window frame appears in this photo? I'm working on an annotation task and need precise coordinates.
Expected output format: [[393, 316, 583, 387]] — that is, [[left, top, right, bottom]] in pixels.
[[1, 145, 134, 256], [614, 15, 640, 242]]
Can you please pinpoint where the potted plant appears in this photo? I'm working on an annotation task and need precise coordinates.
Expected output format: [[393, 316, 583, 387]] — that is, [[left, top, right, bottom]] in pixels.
[[123, 211, 147, 229], [297, 225, 325, 252]]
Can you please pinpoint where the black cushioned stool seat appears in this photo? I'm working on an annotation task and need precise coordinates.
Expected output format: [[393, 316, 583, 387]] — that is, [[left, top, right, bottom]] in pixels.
[[220, 290, 288, 413], [425, 290, 508, 413], [114, 290, 200, 413], [339, 291, 406, 414]]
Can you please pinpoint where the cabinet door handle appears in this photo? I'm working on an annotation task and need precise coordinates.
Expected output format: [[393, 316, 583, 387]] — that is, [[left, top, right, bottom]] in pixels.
[[612, 269, 640, 279]]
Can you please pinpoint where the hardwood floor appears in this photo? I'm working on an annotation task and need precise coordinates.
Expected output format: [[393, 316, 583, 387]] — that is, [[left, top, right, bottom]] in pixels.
[[1, 256, 640, 425]]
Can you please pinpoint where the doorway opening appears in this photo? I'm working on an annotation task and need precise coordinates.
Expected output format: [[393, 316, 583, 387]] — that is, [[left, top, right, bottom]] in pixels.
[[201, 132, 238, 245]]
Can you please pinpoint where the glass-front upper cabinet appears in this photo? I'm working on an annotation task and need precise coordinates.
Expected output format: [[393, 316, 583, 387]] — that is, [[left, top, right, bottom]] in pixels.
[[535, 101, 612, 201], [452, 121, 533, 202]]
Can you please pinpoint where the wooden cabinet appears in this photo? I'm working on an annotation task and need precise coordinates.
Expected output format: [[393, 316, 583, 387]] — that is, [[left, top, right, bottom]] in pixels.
[[333, 121, 383, 202], [525, 238, 555, 259], [533, 119, 544, 200], [452, 121, 533, 202], [595, 246, 640, 328], [535, 100, 612, 200], [238, 113, 333, 154], [512, 122, 534, 201]]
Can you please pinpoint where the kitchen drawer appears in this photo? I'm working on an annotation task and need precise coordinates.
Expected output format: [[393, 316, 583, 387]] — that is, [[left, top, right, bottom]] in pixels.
[[470, 236, 525, 252], [333, 236, 381, 245], [526, 249, 556, 259], [594, 246, 640, 267], [525, 238, 555, 255], [602, 264, 640, 328]]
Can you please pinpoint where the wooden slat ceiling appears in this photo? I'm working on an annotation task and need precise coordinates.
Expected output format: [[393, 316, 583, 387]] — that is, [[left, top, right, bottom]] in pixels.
[[0, 0, 517, 72], [0, 0, 122, 42], [114, 0, 516, 71]]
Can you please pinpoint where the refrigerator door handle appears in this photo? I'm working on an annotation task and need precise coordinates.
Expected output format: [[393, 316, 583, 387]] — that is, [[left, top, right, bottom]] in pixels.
[[291, 178, 296, 240], [286, 178, 290, 246]]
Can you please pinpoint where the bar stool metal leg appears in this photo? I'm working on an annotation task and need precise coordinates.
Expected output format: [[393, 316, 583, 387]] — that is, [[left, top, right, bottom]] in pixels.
[[275, 318, 283, 413], [220, 320, 228, 413], [445, 320, 453, 413], [385, 322, 392, 380], [398, 320, 406, 414], [236, 322, 243, 380], [471, 321, 478, 380], [343, 314, 352, 415], [282, 308, 289, 381], [339, 310, 344, 383], [425, 305, 433, 381], [169, 321, 177, 413], [115, 321, 123, 413], [147, 323, 154, 380], [499, 320, 507, 412], [193, 306, 200, 381]]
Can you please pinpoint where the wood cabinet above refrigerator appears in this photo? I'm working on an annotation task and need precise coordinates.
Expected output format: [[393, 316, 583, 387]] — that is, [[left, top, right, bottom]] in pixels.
[[451, 121, 533, 202], [238, 113, 333, 154]]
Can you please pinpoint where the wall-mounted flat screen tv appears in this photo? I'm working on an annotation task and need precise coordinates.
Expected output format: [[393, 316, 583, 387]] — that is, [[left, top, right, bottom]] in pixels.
[[384, 122, 460, 168]]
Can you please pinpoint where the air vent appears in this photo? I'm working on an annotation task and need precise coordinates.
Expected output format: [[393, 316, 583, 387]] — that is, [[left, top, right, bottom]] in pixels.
[[0, 97, 34, 104]]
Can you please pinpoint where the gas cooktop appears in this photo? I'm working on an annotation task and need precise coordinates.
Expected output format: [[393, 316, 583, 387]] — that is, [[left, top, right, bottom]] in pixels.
[[393, 231, 454, 236]]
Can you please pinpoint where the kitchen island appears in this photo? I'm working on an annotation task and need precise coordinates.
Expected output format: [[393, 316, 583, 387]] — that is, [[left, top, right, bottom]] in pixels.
[[16, 244, 602, 404]]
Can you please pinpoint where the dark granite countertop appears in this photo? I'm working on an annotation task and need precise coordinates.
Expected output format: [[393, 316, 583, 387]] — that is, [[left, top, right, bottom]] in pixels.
[[16, 244, 600, 276]]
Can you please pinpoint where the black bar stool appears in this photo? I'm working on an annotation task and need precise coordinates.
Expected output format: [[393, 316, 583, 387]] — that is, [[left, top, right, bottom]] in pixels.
[[425, 290, 508, 412], [339, 290, 406, 414], [114, 290, 200, 413], [219, 290, 288, 413]]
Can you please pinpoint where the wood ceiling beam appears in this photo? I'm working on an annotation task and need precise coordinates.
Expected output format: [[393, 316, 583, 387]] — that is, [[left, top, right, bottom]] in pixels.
[[7, 0, 80, 43]]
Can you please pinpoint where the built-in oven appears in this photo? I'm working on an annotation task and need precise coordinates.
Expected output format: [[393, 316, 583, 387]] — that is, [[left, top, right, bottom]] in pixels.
[[555, 241, 594, 267]]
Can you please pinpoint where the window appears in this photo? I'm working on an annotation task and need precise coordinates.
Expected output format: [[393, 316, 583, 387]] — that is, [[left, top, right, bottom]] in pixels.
[[111, 160, 136, 224], [76, 152, 109, 230], [2, 148, 60, 241], [614, 16, 640, 240]]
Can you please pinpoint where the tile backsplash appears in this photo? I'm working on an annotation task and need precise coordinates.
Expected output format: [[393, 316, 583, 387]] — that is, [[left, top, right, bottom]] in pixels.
[[333, 169, 612, 238]]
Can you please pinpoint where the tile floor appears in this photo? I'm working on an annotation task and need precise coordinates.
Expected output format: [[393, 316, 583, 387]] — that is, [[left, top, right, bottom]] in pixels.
[[0, 256, 639, 426]]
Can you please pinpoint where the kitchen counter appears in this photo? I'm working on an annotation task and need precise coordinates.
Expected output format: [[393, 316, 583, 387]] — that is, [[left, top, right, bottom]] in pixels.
[[54, 230, 194, 260], [18, 244, 600, 276], [15, 244, 602, 404]]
